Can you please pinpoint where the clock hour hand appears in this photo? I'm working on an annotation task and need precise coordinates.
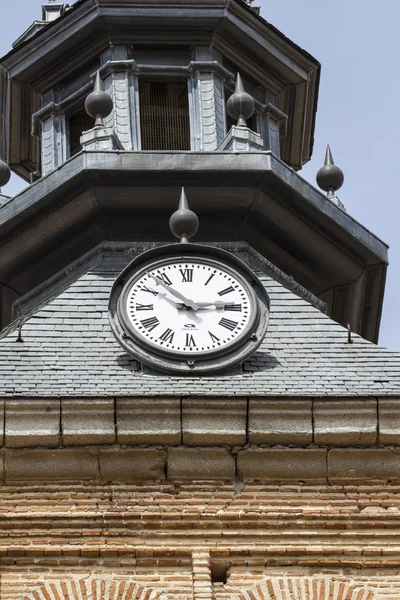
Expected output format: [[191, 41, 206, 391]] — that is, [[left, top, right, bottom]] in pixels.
[[149, 274, 200, 311], [194, 301, 225, 309], [175, 300, 225, 310]]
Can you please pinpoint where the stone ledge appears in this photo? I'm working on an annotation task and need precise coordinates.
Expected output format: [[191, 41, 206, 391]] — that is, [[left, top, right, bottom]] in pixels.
[[237, 449, 327, 481], [248, 398, 312, 445], [328, 449, 400, 480], [0, 446, 398, 482], [99, 448, 166, 481], [379, 399, 400, 445], [167, 447, 235, 480], [117, 398, 181, 445], [182, 398, 247, 446], [0, 397, 398, 450], [4, 449, 97, 481], [5, 399, 60, 448], [62, 398, 115, 446], [313, 399, 377, 446]]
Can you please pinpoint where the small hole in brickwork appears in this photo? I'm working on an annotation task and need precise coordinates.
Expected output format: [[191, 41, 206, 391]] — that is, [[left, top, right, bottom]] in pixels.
[[211, 562, 228, 584]]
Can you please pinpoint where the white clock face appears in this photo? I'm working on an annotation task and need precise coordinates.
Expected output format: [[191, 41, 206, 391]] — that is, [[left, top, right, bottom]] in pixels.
[[119, 257, 257, 357]]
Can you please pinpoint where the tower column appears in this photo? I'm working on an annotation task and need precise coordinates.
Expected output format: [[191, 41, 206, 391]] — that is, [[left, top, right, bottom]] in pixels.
[[188, 47, 230, 150], [102, 67, 141, 151], [39, 108, 67, 175], [258, 104, 287, 157]]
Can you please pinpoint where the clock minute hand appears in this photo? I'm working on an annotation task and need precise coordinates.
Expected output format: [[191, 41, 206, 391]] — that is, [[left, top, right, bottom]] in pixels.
[[149, 274, 200, 311]]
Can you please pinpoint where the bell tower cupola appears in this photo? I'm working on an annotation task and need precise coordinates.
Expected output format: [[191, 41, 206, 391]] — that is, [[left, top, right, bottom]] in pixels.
[[0, 0, 388, 345]]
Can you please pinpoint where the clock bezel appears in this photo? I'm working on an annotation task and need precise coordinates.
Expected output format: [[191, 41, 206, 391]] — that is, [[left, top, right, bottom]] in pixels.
[[109, 243, 270, 374], [117, 255, 259, 359]]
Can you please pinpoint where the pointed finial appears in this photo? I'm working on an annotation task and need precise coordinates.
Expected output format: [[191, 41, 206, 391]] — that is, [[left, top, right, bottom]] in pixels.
[[316, 145, 344, 199], [226, 73, 255, 127], [84, 71, 113, 126], [169, 188, 199, 244]]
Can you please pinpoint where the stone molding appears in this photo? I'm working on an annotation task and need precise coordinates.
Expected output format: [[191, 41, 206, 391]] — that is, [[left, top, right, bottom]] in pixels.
[[218, 126, 264, 152], [1, 397, 397, 450], [80, 126, 125, 152], [0, 396, 398, 482], [0, 446, 397, 482]]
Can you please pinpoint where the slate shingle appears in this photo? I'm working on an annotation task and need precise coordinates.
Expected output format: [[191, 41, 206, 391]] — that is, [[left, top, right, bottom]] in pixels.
[[0, 256, 399, 397]]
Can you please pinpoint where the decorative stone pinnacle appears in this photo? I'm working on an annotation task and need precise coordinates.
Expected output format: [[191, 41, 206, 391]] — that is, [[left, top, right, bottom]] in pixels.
[[316, 144, 344, 199], [226, 73, 255, 127], [84, 71, 113, 127], [169, 188, 199, 244]]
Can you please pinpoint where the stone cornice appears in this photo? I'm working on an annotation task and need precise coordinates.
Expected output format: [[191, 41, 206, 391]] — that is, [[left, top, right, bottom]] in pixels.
[[0, 398, 396, 482]]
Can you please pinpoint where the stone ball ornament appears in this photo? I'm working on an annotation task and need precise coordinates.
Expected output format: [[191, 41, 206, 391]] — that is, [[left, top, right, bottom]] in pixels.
[[0, 158, 11, 188], [85, 71, 113, 125], [316, 145, 344, 194], [227, 72, 255, 127], [109, 189, 270, 375], [169, 188, 199, 243]]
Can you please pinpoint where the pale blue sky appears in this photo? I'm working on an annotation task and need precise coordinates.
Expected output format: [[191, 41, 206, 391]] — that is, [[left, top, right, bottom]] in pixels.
[[1, 0, 399, 350]]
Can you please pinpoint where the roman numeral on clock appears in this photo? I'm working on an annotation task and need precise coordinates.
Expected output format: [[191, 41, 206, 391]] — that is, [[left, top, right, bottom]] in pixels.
[[141, 286, 159, 296], [218, 286, 234, 296], [219, 318, 238, 331], [140, 316, 159, 331], [185, 333, 196, 347], [157, 272, 172, 285], [136, 303, 153, 311], [204, 273, 215, 286], [208, 331, 220, 343], [159, 328, 174, 344], [224, 303, 242, 311], [180, 268, 193, 282]]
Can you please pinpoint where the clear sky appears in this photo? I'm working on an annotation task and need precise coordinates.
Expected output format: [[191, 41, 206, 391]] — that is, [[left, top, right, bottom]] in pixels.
[[1, 0, 399, 350]]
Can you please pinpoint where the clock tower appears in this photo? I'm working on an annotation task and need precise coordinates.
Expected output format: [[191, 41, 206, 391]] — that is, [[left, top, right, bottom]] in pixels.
[[0, 1, 399, 599]]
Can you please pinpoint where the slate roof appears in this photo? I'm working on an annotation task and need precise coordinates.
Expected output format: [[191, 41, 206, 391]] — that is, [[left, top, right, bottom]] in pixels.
[[0, 244, 399, 397]]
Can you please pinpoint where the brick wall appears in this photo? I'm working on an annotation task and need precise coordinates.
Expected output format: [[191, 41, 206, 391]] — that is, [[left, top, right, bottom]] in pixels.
[[0, 482, 399, 598]]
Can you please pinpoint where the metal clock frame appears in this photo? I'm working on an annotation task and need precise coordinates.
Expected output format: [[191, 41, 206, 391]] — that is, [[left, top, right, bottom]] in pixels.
[[109, 243, 270, 374]]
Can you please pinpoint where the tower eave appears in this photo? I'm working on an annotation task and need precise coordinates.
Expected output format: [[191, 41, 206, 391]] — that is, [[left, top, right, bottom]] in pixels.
[[0, 151, 387, 341]]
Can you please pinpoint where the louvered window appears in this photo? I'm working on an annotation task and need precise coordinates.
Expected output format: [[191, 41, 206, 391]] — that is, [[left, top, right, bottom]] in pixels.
[[139, 81, 190, 150], [69, 108, 94, 156]]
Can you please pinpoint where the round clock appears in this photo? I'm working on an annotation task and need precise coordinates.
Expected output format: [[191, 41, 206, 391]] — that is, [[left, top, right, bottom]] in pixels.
[[109, 244, 270, 374]]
